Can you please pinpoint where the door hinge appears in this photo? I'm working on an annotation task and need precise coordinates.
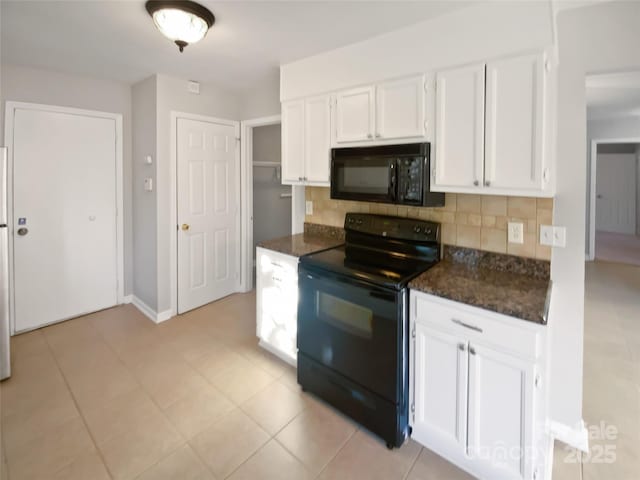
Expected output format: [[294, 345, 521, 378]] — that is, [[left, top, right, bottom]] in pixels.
[[424, 81, 428, 92], [534, 373, 541, 389]]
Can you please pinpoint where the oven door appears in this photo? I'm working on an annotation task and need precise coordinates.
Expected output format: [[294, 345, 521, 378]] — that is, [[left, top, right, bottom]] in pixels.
[[297, 265, 406, 403], [330, 156, 396, 203]]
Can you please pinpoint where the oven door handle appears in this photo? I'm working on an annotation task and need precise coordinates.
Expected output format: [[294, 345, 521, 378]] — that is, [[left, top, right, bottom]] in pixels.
[[302, 268, 397, 298]]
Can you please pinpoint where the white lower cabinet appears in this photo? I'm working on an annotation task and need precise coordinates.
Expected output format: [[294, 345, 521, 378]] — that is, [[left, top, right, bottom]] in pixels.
[[410, 290, 547, 480], [255, 247, 298, 365]]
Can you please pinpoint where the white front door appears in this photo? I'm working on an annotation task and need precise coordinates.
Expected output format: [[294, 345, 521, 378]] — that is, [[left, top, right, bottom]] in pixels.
[[177, 118, 239, 314], [12, 108, 118, 333], [596, 153, 637, 234]]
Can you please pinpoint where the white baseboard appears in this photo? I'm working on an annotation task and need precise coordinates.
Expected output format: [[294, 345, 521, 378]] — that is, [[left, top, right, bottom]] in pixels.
[[131, 296, 174, 324], [547, 419, 589, 452]]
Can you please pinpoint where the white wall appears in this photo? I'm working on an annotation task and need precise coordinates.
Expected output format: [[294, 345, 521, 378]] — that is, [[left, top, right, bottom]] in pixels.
[[131, 76, 157, 308], [586, 116, 640, 245], [551, 0, 640, 437], [239, 71, 281, 120], [0, 64, 134, 295], [280, 1, 552, 100], [155, 74, 242, 313]]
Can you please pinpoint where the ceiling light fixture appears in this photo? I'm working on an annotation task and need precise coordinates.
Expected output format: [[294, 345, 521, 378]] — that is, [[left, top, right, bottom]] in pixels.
[[145, 0, 215, 53]]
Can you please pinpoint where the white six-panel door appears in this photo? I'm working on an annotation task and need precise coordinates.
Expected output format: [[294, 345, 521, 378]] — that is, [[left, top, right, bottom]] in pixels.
[[177, 118, 239, 314], [596, 153, 637, 234], [12, 108, 118, 332]]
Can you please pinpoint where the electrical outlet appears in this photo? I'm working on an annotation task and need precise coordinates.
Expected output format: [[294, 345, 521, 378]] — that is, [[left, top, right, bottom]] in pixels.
[[305, 200, 313, 215], [553, 226, 566, 248], [508, 222, 524, 244], [539, 225, 554, 246]]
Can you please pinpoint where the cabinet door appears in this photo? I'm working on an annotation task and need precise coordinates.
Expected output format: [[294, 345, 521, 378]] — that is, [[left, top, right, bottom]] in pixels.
[[433, 64, 485, 189], [467, 343, 534, 480], [281, 100, 305, 184], [412, 323, 468, 451], [304, 95, 331, 184], [334, 86, 375, 143], [255, 248, 298, 365], [484, 53, 545, 191], [376, 75, 425, 140]]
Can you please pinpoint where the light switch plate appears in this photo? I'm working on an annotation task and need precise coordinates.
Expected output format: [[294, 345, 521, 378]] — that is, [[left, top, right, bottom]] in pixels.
[[540, 225, 554, 246], [508, 222, 524, 244], [553, 226, 567, 248], [305, 200, 313, 215], [144, 177, 153, 192]]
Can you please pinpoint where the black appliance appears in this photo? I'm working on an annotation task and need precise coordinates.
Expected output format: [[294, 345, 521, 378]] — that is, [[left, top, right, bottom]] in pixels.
[[330, 142, 444, 207], [297, 213, 440, 448]]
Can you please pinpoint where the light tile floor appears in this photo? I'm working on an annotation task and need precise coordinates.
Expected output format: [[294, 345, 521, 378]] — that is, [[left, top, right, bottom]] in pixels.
[[1, 260, 638, 479]]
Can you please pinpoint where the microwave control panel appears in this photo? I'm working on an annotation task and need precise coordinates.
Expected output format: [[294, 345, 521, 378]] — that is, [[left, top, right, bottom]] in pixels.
[[396, 157, 424, 204]]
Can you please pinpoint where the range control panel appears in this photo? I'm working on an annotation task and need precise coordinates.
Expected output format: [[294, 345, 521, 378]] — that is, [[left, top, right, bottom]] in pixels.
[[344, 213, 440, 243]]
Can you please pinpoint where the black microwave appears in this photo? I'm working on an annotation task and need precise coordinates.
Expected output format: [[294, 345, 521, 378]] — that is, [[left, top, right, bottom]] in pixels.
[[330, 143, 444, 207]]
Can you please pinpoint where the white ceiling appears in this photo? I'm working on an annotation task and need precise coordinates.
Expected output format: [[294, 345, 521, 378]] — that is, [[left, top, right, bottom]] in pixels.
[[1, 0, 474, 92], [586, 71, 640, 120]]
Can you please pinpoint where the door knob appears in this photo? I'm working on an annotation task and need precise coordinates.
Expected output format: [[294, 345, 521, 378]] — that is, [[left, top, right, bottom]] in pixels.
[[181, 224, 190, 231], [596, 194, 603, 199], [17, 227, 28, 236]]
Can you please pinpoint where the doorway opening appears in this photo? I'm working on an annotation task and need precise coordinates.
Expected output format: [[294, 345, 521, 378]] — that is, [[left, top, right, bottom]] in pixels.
[[240, 116, 305, 291], [590, 142, 640, 266], [586, 71, 640, 266]]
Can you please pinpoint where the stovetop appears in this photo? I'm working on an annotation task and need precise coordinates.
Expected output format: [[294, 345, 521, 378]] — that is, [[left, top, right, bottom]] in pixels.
[[299, 213, 441, 290]]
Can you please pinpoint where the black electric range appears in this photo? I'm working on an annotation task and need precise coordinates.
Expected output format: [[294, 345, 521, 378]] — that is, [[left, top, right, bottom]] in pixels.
[[297, 213, 440, 448]]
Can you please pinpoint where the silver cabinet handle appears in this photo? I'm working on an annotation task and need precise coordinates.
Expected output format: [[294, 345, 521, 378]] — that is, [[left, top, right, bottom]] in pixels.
[[473, 180, 479, 186], [485, 180, 491, 187], [469, 346, 476, 355], [367, 133, 373, 139], [375, 133, 381, 138], [451, 318, 483, 333], [458, 343, 466, 352]]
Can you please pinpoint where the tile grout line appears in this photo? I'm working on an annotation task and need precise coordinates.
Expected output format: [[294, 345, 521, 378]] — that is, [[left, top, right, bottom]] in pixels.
[[40, 328, 116, 480]]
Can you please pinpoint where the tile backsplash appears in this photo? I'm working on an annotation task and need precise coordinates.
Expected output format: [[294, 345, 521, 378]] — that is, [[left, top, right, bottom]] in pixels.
[[305, 187, 553, 261]]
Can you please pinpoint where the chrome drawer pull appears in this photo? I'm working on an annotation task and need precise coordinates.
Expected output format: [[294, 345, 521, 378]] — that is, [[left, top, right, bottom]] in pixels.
[[451, 318, 483, 333]]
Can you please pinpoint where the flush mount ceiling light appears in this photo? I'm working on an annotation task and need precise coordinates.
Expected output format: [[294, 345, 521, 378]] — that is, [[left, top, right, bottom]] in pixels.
[[145, 0, 215, 52]]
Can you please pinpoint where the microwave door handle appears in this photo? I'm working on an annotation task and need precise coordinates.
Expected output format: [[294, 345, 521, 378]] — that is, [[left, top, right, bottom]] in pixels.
[[389, 162, 397, 202]]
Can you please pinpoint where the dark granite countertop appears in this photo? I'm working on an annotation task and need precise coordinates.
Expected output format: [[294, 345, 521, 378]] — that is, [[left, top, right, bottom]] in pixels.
[[409, 246, 551, 325], [257, 223, 344, 258]]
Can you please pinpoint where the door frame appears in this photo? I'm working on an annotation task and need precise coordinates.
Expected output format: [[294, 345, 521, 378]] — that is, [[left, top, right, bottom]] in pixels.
[[4, 101, 124, 334], [240, 115, 279, 292], [587, 136, 640, 261], [170, 112, 241, 317]]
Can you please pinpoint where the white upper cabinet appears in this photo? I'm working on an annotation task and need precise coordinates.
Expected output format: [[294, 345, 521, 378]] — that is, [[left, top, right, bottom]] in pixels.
[[333, 75, 427, 145], [434, 64, 485, 189], [431, 52, 552, 197], [484, 53, 546, 191], [281, 100, 305, 184], [376, 75, 425, 140], [304, 95, 332, 183], [281, 95, 331, 186], [334, 86, 375, 143]]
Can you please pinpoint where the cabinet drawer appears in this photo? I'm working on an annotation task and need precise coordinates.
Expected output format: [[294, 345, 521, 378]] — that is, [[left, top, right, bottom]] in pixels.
[[413, 292, 540, 360]]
